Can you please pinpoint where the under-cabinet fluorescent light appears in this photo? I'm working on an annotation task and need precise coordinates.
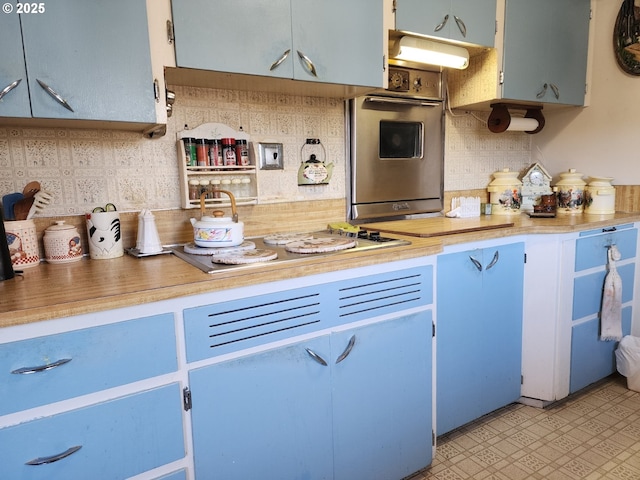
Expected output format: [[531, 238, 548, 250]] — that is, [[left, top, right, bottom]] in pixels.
[[391, 36, 469, 70]]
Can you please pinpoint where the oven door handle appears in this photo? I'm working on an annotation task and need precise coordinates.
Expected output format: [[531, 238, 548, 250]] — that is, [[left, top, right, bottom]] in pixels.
[[364, 96, 441, 107]]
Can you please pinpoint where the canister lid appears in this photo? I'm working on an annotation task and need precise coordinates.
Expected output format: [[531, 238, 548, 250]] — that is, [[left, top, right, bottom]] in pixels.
[[556, 168, 586, 186], [586, 176, 614, 187], [489, 168, 522, 186], [45, 220, 75, 232]]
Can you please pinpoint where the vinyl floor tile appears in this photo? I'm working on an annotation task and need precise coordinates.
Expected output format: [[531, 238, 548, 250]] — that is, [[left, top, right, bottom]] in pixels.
[[406, 375, 640, 480]]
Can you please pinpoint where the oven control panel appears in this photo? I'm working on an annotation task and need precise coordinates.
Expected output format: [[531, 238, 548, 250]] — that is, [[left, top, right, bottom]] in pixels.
[[386, 67, 442, 99]]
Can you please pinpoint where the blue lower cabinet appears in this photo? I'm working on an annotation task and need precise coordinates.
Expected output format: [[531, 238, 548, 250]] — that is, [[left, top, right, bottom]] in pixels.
[[437, 242, 524, 434], [189, 312, 433, 480], [570, 307, 632, 393], [0, 383, 185, 480], [332, 312, 432, 480], [189, 335, 335, 480]]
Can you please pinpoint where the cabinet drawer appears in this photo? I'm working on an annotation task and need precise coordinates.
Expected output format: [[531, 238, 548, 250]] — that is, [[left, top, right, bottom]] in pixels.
[[0, 383, 185, 480], [572, 263, 635, 320], [570, 307, 632, 393], [0, 314, 177, 416], [575, 226, 637, 271], [184, 266, 432, 362]]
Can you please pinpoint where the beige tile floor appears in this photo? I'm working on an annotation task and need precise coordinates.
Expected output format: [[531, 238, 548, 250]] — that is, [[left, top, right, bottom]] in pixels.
[[407, 375, 640, 480]]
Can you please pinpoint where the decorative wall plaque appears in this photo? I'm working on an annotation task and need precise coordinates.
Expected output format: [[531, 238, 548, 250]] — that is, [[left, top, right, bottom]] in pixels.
[[614, 0, 640, 75]]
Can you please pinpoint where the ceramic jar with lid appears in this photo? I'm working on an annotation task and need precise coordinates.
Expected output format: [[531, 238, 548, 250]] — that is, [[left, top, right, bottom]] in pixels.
[[584, 176, 616, 215], [43, 221, 83, 263], [553, 168, 586, 214], [487, 168, 523, 215]]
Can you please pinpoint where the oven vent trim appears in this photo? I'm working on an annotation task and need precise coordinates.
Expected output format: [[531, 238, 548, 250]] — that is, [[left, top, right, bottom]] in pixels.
[[183, 266, 433, 362], [336, 273, 425, 318], [184, 291, 324, 362]]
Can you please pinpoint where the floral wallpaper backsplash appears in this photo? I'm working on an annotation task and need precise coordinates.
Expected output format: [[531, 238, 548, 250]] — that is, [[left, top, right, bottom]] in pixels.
[[444, 111, 532, 191], [0, 85, 530, 216]]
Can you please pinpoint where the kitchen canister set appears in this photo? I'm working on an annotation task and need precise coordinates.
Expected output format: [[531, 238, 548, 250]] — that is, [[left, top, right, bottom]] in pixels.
[[488, 168, 616, 216], [2, 206, 128, 272]]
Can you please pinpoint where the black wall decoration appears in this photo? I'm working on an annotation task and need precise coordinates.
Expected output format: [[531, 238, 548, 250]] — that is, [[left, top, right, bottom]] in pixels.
[[614, 0, 640, 75]]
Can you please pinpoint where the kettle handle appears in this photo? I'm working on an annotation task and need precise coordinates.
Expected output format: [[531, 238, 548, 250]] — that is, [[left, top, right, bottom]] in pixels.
[[199, 190, 238, 223]]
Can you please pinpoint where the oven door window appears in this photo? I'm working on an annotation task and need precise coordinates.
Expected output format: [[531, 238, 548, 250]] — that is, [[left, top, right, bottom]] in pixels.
[[379, 121, 423, 159]]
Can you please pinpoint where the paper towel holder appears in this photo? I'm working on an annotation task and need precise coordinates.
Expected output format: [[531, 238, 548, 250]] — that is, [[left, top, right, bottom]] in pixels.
[[487, 103, 545, 134]]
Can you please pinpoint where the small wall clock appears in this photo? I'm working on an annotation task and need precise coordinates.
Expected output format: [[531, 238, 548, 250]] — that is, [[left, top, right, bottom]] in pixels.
[[521, 163, 553, 213]]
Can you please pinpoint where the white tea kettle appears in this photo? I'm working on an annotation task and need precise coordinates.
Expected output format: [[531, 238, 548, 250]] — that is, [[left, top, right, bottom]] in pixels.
[[190, 190, 244, 247]]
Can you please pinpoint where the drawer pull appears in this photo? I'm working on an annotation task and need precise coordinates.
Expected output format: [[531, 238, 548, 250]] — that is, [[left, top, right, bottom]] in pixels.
[[434, 14, 449, 32], [305, 347, 328, 366], [335, 335, 356, 364], [11, 357, 72, 375], [270, 49, 290, 71], [296, 50, 318, 77], [469, 256, 483, 271], [36, 79, 74, 112], [603, 227, 617, 232], [0, 78, 22, 101], [25, 445, 82, 466], [485, 251, 500, 270], [454, 16, 467, 37]]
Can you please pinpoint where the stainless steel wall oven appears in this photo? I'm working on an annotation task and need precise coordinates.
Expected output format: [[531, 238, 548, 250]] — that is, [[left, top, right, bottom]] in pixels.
[[348, 67, 444, 222]]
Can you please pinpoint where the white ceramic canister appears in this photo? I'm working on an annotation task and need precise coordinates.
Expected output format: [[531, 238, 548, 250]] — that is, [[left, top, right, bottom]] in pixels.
[[553, 168, 586, 215], [44, 221, 83, 263], [487, 168, 523, 215], [584, 176, 616, 215], [4, 219, 39, 268]]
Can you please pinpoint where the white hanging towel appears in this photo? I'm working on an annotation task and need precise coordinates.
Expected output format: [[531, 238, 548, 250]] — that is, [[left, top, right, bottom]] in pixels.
[[600, 245, 623, 341]]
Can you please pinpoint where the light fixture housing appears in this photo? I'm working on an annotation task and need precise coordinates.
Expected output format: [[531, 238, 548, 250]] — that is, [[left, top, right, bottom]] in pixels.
[[391, 36, 469, 70]]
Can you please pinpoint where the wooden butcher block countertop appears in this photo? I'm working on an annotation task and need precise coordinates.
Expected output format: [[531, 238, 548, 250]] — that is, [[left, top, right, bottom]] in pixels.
[[3, 211, 640, 328], [363, 212, 640, 246]]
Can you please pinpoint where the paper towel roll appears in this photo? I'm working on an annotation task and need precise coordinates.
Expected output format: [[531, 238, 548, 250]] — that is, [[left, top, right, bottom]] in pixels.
[[507, 117, 539, 131]]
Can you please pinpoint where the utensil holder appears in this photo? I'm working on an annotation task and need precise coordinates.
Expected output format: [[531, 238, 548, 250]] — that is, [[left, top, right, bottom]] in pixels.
[[85, 211, 124, 259]]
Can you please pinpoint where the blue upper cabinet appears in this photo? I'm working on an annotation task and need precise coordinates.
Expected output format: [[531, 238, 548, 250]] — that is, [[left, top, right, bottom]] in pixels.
[[1, 0, 156, 123], [503, 0, 590, 105], [396, 0, 497, 47], [0, 11, 30, 117], [171, 0, 385, 87]]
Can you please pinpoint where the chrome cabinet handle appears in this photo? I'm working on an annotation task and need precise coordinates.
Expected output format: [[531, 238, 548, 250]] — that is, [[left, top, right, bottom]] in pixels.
[[549, 83, 560, 99], [454, 16, 467, 37], [335, 335, 356, 364], [305, 347, 328, 366], [469, 256, 483, 271], [434, 14, 449, 32], [36, 79, 74, 112], [536, 83, 548, 99], [11, 357, 72, 375], [25, 445, 82, 465], [0, 79, 22, 102], [485, 250, 499, 270], [270, 49, 291, 71], [296, 50, 318, 77]]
